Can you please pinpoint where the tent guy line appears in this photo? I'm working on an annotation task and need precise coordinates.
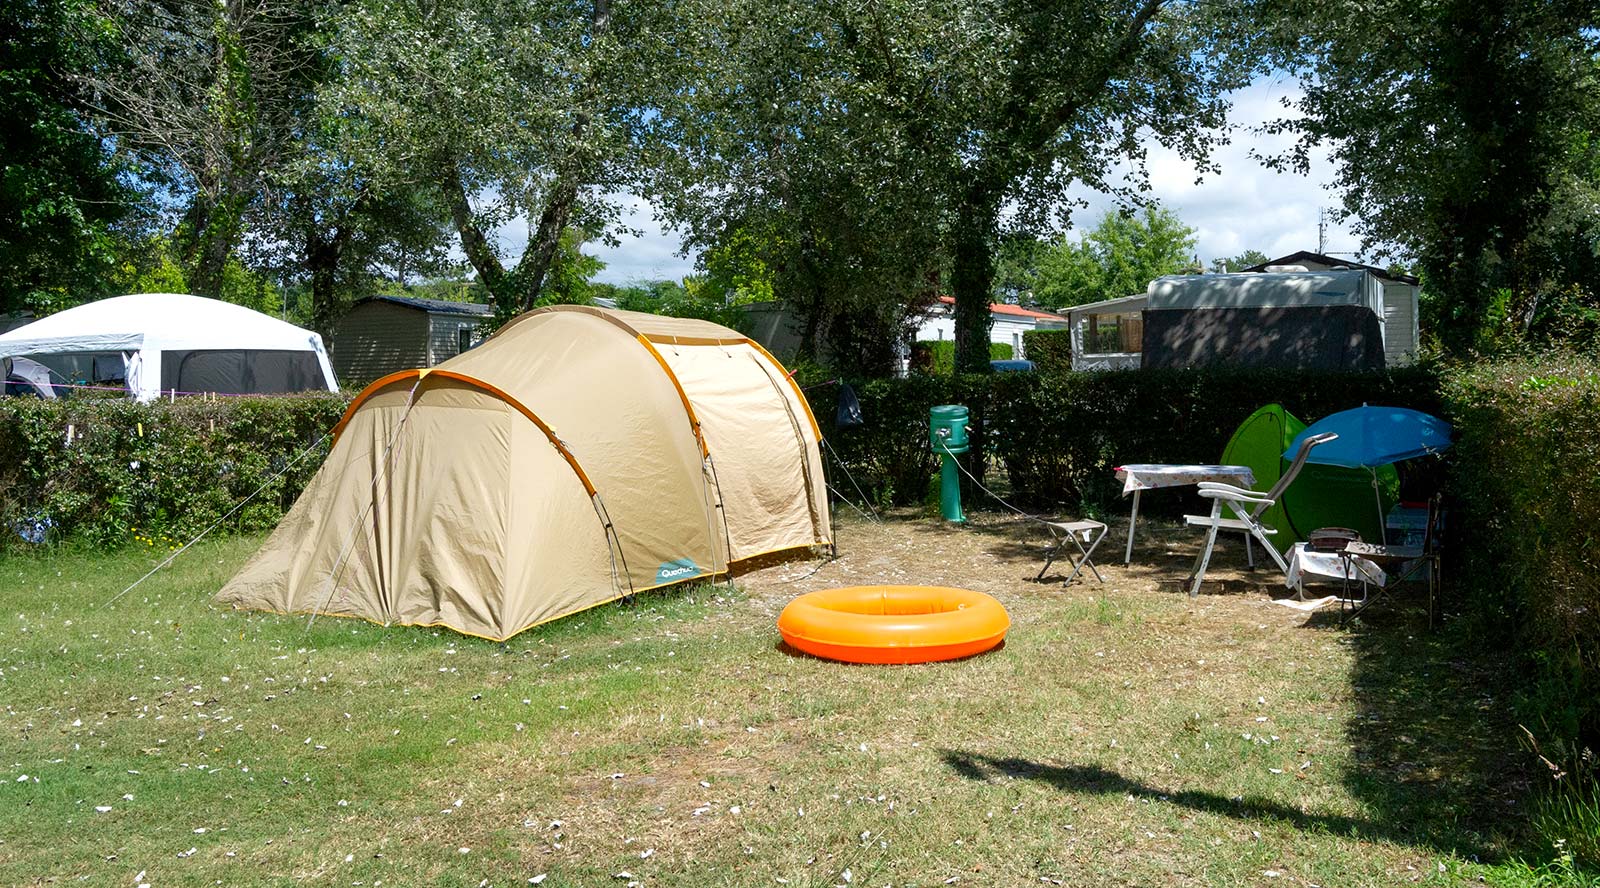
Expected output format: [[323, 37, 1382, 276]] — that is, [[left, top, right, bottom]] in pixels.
[[99, 431, 333, 611]]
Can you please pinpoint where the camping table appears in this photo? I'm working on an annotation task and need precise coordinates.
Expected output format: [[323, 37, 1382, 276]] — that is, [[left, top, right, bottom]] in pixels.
[[1114, 463, 1257, 564]]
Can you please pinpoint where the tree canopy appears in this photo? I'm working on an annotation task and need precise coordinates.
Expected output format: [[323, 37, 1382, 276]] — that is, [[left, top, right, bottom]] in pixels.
[[3, 0, 1596, 365], [1265, 0, 1600, 353], [1030, 206, 1198, 308], [0, 0, 133, 316]]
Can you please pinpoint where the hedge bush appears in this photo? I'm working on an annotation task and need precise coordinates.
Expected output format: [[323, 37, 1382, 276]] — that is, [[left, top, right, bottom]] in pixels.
[[1442, 357, 1600, 748], [814, 365, 1443, 515], [1021, 328, 1073, 375], [990, 366, 1444, 514], [910, 340, 1013, 374], [0, 394, 349, 551]]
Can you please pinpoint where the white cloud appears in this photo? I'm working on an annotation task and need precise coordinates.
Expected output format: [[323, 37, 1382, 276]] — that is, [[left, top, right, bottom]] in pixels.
[[488, 194, 697, 286], [1059, 76, 1367, 263]]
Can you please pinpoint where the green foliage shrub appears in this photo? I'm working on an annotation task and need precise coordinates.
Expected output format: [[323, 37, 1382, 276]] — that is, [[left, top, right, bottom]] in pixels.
[[815, 374, 997, 509], [1442, 357, 1600, 755], [814, 365, 1442, 514], [910, 340, 1013, 375], [1021, 328, 1072, 375], [0, 393, 349, 551], [990, 366, 1443, 514]]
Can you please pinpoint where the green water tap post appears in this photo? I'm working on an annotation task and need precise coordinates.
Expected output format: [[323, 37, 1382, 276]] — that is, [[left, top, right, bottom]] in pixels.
[[929, 404, 970, 523]]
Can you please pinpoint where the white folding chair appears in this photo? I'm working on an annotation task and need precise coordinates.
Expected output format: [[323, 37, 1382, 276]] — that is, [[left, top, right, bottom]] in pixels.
[[1183, 432, 1338, 597]]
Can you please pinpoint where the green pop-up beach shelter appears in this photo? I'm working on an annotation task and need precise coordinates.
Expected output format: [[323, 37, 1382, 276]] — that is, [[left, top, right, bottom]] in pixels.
[[1218, 403, 1398, 551]]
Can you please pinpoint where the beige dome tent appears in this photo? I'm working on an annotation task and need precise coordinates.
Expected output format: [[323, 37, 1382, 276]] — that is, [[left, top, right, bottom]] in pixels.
[[218, 305, 832, 641]]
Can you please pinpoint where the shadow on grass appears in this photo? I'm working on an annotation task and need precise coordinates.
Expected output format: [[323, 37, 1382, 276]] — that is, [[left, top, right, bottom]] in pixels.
[[939, 608, 1528, 863], [940, 751, 1429, 846], [923, 511, 1277, 597]]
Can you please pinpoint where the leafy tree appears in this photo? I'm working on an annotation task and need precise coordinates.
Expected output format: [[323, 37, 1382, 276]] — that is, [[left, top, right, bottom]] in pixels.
[[1209, 249, 1271, 273], [991, 233, 1048, 305], [249, 135, 457, 335], [929, 1, 1262, 372], [1263, 0, 1600, 353], [1032, 206, 1197, 308], [325, 0, 672, 322], [80, 0, 325, 299], [608, 278, 749, 330], [0, 0, 134, 316], [658, 0, 1261, 374], [651, 0, 959, 375]]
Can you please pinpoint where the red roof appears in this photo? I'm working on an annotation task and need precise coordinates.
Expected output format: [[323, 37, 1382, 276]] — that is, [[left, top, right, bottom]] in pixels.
[[936, 295, 1062, 321]]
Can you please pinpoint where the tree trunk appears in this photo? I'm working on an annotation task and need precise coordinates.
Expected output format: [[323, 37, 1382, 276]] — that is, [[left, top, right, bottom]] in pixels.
[[950, 193, 997, 374], [306, 218, 359, 337], [185, 190, 247, 299], [443, 167, 511, 311], [508, 0, 613, 315], [513, 181, 580, 314]]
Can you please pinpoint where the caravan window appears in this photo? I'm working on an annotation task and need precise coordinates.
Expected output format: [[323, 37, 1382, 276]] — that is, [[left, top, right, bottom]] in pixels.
[[1083, 312, 1143, 355]]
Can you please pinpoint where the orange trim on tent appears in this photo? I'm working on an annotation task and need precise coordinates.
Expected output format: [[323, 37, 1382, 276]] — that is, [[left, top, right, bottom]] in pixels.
[[745, 340, 823, 441], [522, 305, 712, 458], [332, 368, 599, 497], [632, 334, 708, 457], [332, 369, 421, 439]]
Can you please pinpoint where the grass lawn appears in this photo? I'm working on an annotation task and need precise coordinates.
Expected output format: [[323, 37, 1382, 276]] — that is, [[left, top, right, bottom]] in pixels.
[[0, 513, 1557, 886]]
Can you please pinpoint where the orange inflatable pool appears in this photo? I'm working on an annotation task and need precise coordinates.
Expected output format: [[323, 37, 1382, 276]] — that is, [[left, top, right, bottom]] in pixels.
[[777, 585, 1010, 664]]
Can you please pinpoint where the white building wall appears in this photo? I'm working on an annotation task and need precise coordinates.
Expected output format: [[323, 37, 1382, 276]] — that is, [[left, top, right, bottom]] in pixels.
[[1381, 281, 1420, 366], [915, 313, 1037, 357]]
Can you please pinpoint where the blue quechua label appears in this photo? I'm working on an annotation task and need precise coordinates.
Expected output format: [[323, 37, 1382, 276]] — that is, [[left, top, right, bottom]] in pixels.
[[655, 558, 702, 584]]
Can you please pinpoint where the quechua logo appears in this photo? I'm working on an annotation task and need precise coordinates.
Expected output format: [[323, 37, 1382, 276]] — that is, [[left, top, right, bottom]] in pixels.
[[655, 558, 702, 584]]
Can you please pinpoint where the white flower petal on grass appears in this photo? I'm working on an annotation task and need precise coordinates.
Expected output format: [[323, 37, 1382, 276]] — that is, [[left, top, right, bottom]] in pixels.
[[94, 806, 112, 813], [458, 847, 471, 854], [640, 848, 654, 859], [529, 876, 547, 885]]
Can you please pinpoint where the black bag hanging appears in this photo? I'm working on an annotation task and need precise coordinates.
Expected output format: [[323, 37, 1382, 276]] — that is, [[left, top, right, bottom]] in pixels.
[[835, 382, 864, 429]]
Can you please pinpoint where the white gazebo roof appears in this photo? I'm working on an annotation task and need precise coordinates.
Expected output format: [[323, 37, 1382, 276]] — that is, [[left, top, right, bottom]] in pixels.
[[0, 293, 323, 357]]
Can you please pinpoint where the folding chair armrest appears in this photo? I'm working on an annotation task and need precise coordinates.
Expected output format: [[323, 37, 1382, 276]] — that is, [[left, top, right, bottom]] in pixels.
[[1196, 482, 1273, 503]]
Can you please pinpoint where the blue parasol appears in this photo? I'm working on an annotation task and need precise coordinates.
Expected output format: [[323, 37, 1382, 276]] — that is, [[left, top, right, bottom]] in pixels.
[[1284, 405, 1452, 542]]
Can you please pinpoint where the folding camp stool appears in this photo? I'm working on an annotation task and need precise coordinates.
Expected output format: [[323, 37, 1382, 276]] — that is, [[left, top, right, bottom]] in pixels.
[[1036, 519, 1107, 585]]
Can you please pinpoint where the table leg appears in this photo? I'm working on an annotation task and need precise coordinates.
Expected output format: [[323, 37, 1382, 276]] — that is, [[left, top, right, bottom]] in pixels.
[[1124, 489, 1140, 564]]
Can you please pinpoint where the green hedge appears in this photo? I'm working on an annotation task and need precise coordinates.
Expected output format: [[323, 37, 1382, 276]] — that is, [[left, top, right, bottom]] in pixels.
[[991, 366, 1443, 514], [1022, 328, 1073, 375], [1442, 357, 1600, 748], [815, 365, 1443, 514], [0, 394, 349, 550], [818, 374, 998, 509], [910, 340, 1013, 375]]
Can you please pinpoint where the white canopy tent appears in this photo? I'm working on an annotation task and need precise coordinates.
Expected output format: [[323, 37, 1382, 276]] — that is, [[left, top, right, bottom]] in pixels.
[[0, 293, 337, 401]]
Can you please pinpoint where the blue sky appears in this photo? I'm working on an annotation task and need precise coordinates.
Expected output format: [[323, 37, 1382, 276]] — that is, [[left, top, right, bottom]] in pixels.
[[494, 76, 1368, 286]]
